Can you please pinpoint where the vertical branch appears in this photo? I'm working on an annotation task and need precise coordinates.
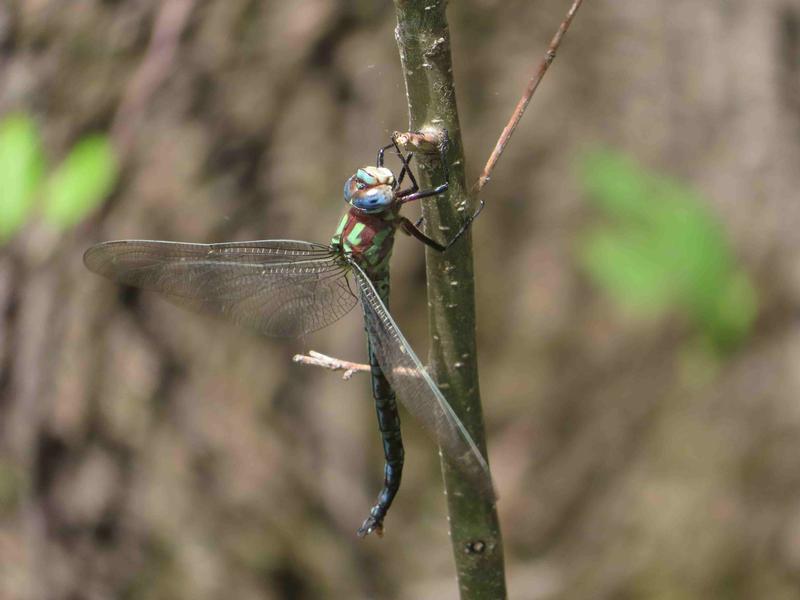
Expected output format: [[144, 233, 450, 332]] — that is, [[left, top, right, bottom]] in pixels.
[[393, 2, 507, 598]]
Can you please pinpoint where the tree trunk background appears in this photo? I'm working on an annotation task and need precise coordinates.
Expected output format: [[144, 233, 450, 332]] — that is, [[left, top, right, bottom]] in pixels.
[[2, 1, 800, 598]]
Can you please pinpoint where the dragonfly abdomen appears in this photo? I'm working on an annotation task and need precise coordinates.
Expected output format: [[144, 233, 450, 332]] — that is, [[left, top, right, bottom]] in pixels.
[[357, 331, 405, 537]]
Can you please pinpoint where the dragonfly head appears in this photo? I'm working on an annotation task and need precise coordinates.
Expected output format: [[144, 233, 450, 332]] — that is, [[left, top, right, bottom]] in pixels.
[[344, 166, 395, 213]]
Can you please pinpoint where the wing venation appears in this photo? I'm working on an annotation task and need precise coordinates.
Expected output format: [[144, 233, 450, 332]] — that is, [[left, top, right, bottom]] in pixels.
[[84, 240, 357, 337]]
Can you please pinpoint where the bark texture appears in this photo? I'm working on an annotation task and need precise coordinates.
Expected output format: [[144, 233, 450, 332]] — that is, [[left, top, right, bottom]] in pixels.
[[393, 1, 506, 598]]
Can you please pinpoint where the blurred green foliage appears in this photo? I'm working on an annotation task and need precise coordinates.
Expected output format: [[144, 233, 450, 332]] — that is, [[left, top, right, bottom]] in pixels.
[[579, 150, 758, 353], [42, 135, 117, 228], [0, 112, 117, 243], [0, 114, 44, 243]]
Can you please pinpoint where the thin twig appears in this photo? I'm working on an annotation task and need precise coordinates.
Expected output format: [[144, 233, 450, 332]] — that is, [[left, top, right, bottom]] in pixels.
[[292, 351, 370, 380], [292, 351, 423, 380], [474, 0, 585, 193]]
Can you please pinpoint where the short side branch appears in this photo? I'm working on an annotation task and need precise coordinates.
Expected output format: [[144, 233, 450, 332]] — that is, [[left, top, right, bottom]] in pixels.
[[474, 0, 585, 193], [292, 351, 370, 380]]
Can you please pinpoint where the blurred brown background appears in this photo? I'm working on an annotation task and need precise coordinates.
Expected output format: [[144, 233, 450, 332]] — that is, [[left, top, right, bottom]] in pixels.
[[2, 0, 800, 598]]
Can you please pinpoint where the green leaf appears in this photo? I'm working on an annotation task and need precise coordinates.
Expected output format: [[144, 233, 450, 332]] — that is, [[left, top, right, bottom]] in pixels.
[[581, 150, 655, 220], [42, 135, 118, 229], [579, 227, 675, 316], [578, 149, 758, 353], [0, 113, 45, 243], [705, 271, 758, 352]]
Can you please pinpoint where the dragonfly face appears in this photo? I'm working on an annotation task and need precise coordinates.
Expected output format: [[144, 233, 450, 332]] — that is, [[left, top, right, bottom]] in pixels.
[[344, 166, 396, 213]]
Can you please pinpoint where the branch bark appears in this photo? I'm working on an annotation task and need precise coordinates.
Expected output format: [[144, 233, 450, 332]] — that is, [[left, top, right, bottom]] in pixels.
[[393, 2, 507, 598]]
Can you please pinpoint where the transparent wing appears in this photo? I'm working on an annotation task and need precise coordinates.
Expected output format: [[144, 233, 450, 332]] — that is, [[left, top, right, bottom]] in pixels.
[[350, 261, 496, 499], [84, 239, 358, 337]]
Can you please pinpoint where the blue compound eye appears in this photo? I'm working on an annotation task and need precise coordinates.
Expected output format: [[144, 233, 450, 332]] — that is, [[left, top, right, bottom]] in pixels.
[[343, 179, 353, 201], [352, 187, 392, 212]]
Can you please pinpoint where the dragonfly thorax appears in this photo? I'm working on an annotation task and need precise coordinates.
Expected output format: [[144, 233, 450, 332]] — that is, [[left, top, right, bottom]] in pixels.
[[344, 166, 396, 214]]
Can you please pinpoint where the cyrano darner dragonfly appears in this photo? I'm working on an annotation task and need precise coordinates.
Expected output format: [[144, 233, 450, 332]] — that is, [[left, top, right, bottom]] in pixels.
[[84, 134, 493, 537]]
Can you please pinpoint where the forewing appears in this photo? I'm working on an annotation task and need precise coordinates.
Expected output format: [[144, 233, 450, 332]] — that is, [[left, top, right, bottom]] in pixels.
[[351, 261, 496, 499], [84, 239, 358, 337]]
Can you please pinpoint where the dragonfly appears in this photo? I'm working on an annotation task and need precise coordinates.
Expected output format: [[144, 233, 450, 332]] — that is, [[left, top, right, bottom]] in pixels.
[[84, 133, 494, 537]]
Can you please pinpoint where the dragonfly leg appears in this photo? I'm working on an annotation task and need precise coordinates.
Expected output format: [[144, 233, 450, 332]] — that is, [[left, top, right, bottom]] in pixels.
[[396, 133, 449, 202], [357, 342, 405, 537], [397, 130, 485, 251], [397, 182, 448, 203], [399, 216, 445, 252], [444, 198, 485, 249], [395, 129, 454, 199], [377, 143, 394, 168], [395, 153, 414, 189], [378, 139, 414, 192], [398, 201, 484, 252], [392, 136, 420, 194]]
